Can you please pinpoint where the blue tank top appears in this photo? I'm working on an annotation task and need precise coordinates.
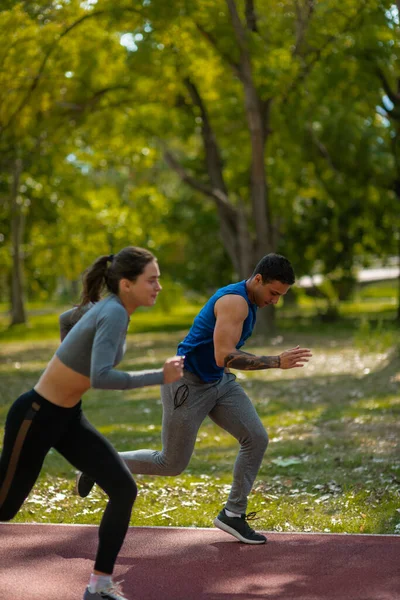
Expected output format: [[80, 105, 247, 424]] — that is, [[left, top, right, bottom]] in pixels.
[[177, 280, 257, 382]]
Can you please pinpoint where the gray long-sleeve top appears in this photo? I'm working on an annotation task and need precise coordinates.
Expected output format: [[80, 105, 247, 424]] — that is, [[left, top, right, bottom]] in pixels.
[[56, 294, 164, 390]]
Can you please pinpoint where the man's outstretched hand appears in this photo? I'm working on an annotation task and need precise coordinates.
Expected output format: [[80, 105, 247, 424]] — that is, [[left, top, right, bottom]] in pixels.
[[279, 346, 312, 369]]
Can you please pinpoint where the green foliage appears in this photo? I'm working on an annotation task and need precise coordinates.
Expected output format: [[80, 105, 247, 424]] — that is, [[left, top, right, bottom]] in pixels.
[[0, 0, 399, 316], [0, 280, 397, 341], [358, 280, 398, 300], [0, 301, 201, 341], [353, 318, 399, 352]]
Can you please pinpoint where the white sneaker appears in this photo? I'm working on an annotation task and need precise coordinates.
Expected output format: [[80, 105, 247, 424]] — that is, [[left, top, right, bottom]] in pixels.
[[83, 581, 128, 600]]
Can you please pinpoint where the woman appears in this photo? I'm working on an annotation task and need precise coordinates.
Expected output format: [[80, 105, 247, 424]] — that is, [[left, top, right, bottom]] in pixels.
[[0, 246, 184, 600]]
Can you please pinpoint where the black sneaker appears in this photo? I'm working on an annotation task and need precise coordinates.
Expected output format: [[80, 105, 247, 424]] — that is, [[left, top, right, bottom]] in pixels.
[[214, 509, 267, 544], [76, 471, 95, 498]]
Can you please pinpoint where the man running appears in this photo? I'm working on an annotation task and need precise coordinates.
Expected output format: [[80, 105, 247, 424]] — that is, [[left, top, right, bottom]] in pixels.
[[77, 253, 312, 545]]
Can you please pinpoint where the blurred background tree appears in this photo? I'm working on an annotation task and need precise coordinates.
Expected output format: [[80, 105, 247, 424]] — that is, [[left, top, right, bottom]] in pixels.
[[0, 0, 398, 330]]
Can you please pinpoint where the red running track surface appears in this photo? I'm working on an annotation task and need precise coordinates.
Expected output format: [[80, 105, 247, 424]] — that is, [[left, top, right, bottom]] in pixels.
[[0, 524, 399, 600]]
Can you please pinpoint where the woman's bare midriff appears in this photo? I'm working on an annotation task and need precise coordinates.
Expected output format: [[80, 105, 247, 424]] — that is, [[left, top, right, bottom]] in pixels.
[[34, 355, 91, 408]]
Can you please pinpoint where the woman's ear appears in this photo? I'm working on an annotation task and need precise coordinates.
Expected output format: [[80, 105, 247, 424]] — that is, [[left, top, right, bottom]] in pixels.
[[119, 278, 130, 293]]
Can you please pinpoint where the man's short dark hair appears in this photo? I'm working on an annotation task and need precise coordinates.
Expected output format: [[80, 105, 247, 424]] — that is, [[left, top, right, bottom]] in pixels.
[[251, 253, 295, 285]]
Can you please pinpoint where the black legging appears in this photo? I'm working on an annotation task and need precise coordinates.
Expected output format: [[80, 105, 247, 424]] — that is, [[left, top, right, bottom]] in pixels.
[[0, 389, 137, 574]]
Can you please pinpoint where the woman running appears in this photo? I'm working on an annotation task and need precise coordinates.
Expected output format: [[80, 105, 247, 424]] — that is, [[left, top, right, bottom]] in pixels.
[[0, 246, 184, 600]]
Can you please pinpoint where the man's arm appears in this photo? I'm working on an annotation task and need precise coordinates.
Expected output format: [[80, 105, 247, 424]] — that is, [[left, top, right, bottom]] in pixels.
[[225, 350, 281, 370], [225, 346, 311, 370], [213, 295, 250, 368], [213, 295, 312, 371]]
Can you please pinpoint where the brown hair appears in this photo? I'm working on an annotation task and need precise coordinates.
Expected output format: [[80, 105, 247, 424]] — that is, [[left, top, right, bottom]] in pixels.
[[77, 246, 156, 309]]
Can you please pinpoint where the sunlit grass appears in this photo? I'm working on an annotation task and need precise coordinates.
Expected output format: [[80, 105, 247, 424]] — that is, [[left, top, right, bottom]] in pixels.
[[1, 283, 398, 342], [0, 303, 202, 342], [1, 326, 399, 535]]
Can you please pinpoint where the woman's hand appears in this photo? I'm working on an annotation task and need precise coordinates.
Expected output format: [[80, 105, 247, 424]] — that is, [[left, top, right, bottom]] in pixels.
[[163, 355, 185, 383]]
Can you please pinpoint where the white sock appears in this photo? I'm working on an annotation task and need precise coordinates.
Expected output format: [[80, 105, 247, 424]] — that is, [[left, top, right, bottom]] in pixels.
[[225, 508, 241, 518], [89, 574, 112, 593]]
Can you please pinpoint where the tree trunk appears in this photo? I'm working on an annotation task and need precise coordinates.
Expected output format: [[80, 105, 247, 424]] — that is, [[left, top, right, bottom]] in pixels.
[[170, 3, 278, 334], [10, 158, 26, 326], [225, 1, 275, 333], [374, 65, 400, 323]]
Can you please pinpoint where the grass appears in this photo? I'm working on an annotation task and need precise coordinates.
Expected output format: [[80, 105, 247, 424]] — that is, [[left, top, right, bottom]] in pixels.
[[0, 303, 202, 342], [0, 323, 399, 535], [0, 289, 398, 343]]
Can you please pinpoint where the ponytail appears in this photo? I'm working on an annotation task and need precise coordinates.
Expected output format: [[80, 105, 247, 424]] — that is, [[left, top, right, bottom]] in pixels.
[[77, 255, 111, 309]]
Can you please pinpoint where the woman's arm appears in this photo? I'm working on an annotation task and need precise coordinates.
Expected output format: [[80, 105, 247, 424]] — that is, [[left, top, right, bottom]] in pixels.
[[90, 305, 165, 390], [59, 304, 93, 342], [59, 308, 76, 342]]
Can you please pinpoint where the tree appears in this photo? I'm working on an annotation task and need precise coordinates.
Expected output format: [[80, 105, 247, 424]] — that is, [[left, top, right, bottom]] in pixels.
[[0, 1, 138, 323], [2, 0, 399, 331], [279, 0, 397, 312], [106, 0, 391, 329], [362, 1, 400, 321]]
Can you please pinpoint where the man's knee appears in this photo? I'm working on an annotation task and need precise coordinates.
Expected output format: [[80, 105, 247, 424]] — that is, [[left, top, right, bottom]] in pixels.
[[253, 428, 269, 452], [160, 462, 187, 476], [158, 454, 189, 476], [163, 465, 185, 476], [262, 429, 269, 450]]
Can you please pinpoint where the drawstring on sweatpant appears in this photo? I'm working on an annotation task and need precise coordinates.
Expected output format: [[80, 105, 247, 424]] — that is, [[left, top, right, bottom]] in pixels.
[[173, 384, 189, 409]]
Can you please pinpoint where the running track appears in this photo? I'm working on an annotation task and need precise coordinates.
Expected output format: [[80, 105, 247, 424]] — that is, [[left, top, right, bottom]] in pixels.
[[1, 524, 399, 599]]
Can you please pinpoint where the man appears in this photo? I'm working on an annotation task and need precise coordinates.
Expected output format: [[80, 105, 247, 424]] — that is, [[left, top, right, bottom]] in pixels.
[[77, 253, 312, 544]]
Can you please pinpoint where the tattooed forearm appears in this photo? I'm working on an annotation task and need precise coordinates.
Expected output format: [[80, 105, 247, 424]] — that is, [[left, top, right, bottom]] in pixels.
[[224, 351, 280, 370]]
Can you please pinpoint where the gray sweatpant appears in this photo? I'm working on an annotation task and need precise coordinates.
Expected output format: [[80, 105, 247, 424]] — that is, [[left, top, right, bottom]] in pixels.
[[120, 370, 269, 514]]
